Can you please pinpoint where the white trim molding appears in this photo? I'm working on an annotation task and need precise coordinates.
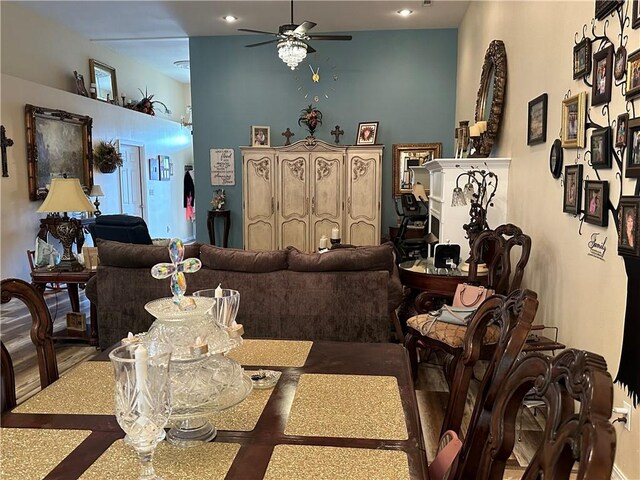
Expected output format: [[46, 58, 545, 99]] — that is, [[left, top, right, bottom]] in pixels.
[[611, 463, 627, 480]]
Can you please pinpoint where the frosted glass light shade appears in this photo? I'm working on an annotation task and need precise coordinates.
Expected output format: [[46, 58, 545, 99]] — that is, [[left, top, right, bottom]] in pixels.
[[37, 178, 96, 213], [90, 184, 104, 197]]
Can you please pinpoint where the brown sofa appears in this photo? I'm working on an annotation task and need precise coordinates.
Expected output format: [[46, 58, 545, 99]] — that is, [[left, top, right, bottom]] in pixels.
[[86, 240, 403, 349]]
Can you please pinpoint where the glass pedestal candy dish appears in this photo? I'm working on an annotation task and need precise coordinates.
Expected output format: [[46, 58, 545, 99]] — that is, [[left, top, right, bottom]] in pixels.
[[144, 238, 252, 447]]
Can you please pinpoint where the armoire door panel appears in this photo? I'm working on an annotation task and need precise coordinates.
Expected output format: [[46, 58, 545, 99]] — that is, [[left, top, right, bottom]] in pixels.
[[312, 155, 342, 218], [348, 156, 378, 220], [246, 158, 274, 220], [348, 221, 376, 247], [247, 221, 275, 251], [280, 218, 307, 251], [279, 156, 308, 220]]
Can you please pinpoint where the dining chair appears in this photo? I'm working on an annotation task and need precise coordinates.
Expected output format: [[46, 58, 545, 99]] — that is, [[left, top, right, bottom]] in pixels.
[[455, 349, 616, 480], [1, 278, 59, 389], [404, 224, 532, 381], [1, 341, 17, 412]]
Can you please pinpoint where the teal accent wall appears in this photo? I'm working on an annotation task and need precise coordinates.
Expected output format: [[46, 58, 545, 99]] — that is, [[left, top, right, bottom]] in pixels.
[[190, 29, 458, 248]]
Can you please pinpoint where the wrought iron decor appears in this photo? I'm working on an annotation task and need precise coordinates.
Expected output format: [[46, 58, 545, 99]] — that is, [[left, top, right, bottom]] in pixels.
[[25, 105, 94, 201], [1, 125, 13, 177]]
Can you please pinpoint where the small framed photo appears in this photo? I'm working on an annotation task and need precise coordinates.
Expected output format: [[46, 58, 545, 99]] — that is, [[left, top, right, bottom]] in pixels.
[[614, 46, 627, 81], [563, 164, 583, 215], [626, 48, 640, 100], [618, 196, 640, 257], [590, 127, 611, 169], [356, 122, 379, 145], [158, 155, 170, 181], [573, 38, 592, 79], [73, 71, 89, 97], [633, 0, 640, 29], [251, 126, 270, 147], [592, 46, 613, 106], [595, 0, 623, 20], [527, 93, 547, 145], [550, 139, 563, 179], [584, 180, 609, 226], [561, 92, 587, 148], [66, 312, 86, 332], [616, 113, 629, 148], [626, 117, 640, 177], [149, 157, 160, 181]]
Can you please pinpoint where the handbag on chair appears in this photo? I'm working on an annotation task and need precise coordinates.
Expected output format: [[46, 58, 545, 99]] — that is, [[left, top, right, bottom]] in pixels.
[[452, 283, 495, 308]]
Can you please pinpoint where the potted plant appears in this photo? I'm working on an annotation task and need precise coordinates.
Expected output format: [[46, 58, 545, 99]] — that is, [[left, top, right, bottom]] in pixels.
[[93, 140, 123, 173], [298, 104, 322, 137]]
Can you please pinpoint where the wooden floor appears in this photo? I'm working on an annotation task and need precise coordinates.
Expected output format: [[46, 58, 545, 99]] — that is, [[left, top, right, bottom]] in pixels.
[[2, 291, 558, 477]]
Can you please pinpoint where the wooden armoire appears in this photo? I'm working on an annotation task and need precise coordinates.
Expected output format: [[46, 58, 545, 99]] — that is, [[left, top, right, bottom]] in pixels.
[[241, 139, 383, 252]]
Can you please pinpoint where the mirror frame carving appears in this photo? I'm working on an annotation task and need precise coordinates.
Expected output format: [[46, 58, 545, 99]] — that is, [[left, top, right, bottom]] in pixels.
[[392, 142, 442, 197], [474, 40, 507, 157], [25, 104, 94, 201]]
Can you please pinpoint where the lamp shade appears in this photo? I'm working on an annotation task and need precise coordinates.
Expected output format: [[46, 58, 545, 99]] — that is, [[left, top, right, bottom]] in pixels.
[[90, 184, 105, 197], [412, 182, 428, 202], [37, 178, 96, 213]]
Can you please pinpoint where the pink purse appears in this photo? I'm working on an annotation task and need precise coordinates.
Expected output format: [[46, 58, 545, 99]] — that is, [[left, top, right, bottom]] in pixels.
[[452, 283, 495, 308]]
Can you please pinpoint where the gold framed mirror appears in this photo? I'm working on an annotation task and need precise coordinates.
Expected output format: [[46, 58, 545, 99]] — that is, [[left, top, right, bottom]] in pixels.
[[392, 143, 442, 197], [474, 40, 507, 157], [89, 59, 118, 102]]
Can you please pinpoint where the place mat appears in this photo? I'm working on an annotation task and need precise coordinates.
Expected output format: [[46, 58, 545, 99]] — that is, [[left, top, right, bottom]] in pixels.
[[80, 439, 240, 480], [285, 374, 408, 440], [227, 339, 312, 367], [0, 428, 91, 480], [14, 362, 114, 415], [263, 444, 410, 480], [203, 384, 273, 431]]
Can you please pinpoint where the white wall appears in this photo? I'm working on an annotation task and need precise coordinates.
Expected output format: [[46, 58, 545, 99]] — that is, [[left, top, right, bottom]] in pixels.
[[456, 1, 639, 477]]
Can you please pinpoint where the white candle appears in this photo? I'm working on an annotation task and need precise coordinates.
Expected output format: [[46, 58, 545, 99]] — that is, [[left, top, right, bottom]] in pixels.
[[122, 332, 139, 346], [331, 227, 340, 240], [319, 235, 328, 249], [134, 344, 149, 416], [469, 124, 481, 138], [477, 121, 488, 134], [215, 284, 223, 298]]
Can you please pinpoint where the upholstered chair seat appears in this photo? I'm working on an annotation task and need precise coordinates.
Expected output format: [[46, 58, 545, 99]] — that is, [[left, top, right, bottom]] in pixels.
[[407, 314, 501, 348]]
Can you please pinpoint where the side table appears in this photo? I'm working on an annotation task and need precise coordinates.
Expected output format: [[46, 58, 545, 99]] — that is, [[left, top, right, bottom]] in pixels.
[[207, 209, 230, 247]]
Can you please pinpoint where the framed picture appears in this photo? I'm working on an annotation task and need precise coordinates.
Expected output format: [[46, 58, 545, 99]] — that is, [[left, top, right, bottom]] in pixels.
[[590, 127, 612, 169], [25, 104, 94, 201], [584, 180, 609, 226], [573, 38, 592, 79], [356, 122, 379, 145], [626, 117, 640, 177], [595, 0, 623, 20], [592, 45, 613, 106], [561, 92, 587, 148], [625, 48, 640, 100], [251, 126, 270, 147], [89, 59, 118, 102], [392, 143, 442, 196], [149, 157, 160, 181], [527, 93, 547, 145], [563, 164, 583, 215], [618, 196, 640, 257], [616, 113, 629, 147], [633, 0, 640, 29], [550, 139, 563, 179], [73, 71, 89, 97], [66, 312, 86, 332], [158, 155, 171, 181], [614, 46, 627, 81]]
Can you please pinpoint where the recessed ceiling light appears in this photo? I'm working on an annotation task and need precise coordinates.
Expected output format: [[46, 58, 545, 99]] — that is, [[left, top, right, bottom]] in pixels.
[[223, 15, 237, 22], [173, 60, 190, 69], [397, 9, 413, 17]]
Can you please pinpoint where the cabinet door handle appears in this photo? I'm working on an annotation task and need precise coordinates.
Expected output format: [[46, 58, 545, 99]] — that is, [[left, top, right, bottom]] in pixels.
[[347, 197, 351, 215], [271, 198, 275, 215], [305, 197, 309, 216], [311, 197, 315, 215]]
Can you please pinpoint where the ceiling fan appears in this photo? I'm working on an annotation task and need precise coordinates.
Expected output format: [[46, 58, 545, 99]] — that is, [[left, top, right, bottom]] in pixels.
[[239, 0, 352, 70]]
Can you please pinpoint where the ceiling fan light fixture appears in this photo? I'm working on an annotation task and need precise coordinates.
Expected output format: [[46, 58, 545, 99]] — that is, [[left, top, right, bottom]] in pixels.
[[397, 9, 413, 16], [223, 15, 237, 22], [277, 38, 307, 70]]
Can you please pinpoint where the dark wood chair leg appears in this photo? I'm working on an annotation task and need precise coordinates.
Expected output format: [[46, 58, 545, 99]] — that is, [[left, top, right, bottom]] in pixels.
[[404, 331, 419, 380], [390, 311, 404, 343]]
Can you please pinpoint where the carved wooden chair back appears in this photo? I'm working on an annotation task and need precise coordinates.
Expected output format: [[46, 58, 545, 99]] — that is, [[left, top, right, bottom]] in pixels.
[[1, 278, 59, 389], [467, 224, 531, 295], [439, 289, 538, 441], [455, 349, 616, 480], [1, 341, 17, 412]]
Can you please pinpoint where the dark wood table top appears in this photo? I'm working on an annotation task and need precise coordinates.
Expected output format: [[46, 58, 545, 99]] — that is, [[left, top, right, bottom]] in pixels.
[[30, 267, 96, 283], [1, 341, 429, 480]]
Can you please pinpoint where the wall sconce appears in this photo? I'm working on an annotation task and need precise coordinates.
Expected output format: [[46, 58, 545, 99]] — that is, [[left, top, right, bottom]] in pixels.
[[181, 106, 193, 129]]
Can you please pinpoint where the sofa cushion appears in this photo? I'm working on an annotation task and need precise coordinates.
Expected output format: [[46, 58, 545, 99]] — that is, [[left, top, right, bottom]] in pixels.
[[97, 239, 200, 268], [200, 245, 288, 273], [287, 243, 395, 273]]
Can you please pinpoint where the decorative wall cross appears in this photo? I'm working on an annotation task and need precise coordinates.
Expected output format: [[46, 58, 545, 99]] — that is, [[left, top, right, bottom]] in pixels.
[[331, 125, 344, 144], [1, 125, 14, 177], [282, 128, 295, 145], [151, 238, 202, 307]]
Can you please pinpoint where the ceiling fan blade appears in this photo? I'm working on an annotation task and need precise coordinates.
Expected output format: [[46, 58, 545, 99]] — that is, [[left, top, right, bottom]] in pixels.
[[306, 44, 316, 54], [238, 28, 279, 36], [308, 34, 353, 41], [245, 39, 279, 48], [294, 21, 317, 35]]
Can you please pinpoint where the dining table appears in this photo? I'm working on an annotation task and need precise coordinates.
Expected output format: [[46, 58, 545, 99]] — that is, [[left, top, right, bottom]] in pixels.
[[1, 339, 429, 480]]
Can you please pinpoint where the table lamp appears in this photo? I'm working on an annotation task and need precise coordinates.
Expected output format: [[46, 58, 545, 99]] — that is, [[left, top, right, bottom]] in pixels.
[[37, 178, 96, 271], [89, 184, 104, 216]]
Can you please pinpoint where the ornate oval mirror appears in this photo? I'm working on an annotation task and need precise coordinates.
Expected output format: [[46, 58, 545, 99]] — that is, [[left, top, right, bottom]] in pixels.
[[474, 40, 507, 157]]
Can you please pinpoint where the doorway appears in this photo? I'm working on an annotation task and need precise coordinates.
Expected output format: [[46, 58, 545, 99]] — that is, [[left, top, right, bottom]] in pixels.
[[118, 142, 145, 219]]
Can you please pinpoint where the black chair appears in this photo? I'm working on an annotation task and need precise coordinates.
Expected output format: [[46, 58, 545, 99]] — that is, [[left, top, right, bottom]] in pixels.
[[87, 214, 153, 245]]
